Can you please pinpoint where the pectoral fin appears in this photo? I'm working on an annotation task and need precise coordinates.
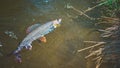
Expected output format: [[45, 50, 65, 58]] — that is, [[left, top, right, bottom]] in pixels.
[[39, 36, 47, 43]]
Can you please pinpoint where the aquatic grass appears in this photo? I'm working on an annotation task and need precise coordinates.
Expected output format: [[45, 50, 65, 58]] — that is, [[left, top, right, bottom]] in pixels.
[[103, 0, 120, 9]]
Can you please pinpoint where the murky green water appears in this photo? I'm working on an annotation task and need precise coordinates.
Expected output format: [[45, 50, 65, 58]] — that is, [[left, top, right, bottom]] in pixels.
[[0, 0, 100, 68]]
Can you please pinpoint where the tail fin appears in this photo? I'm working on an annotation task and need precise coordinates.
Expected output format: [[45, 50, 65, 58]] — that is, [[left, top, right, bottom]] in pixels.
[[7, 50, 22, 63], [14, 52, 22, 63], [13, 50, 22, 63]]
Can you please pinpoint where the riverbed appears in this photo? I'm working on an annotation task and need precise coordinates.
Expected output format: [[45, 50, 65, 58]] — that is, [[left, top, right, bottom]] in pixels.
[[0, 0, 100, 68]]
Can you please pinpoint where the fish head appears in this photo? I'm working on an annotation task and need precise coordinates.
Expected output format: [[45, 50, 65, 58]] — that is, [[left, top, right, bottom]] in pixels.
[[53, 18, 62, 28]]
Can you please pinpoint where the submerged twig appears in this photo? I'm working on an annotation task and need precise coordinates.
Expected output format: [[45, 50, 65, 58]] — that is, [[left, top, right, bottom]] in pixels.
[[65, 0, 113, 20], [65, 4, 95, 20], [84, 1, 108, 13], [71, 7, 95, 20], [78, 42, 106, 53], [85, 48, 103, 59], [84, 41, 101, 44], [96, 16, 120, 25]]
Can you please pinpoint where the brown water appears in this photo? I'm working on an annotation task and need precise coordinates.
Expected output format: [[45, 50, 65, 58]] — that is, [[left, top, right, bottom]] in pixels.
[[0, 0, 100, 68]]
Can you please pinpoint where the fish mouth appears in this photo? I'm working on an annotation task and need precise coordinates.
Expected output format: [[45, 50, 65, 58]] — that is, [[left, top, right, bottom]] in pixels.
[[53, 24, 61, 28], [53, 18, 62, 28], [57, 18, 62, 24]]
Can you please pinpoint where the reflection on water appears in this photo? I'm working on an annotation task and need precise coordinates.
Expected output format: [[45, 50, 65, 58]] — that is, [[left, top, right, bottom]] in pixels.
[[28, 0, 56, 16], [0, 0, 100, 68]]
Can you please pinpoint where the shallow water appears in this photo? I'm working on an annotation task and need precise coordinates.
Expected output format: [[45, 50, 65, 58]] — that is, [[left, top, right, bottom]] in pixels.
[[0, 0, 100, 68]]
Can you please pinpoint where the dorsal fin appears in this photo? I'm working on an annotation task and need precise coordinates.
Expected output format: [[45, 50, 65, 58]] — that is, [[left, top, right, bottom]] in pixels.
[[26, 23, 41, 34]]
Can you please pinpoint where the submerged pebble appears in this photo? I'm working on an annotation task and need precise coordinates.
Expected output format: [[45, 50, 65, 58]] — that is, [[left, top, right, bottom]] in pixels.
[[0, 42, 3, 56], [0, 42, 3, 47], [4, 30, 18, 40], [0, 51, 3, 56]]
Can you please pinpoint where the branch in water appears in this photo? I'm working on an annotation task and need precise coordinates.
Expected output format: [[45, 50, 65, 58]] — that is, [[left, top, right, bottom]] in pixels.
[[78, 42, 106, 53]]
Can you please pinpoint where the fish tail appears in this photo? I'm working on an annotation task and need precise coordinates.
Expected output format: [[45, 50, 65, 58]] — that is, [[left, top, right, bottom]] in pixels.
[[7, 50, 22, 63], [13, 50, 22, 63]]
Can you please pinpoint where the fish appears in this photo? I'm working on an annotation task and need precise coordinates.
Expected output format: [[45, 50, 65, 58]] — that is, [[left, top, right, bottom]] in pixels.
[[13, 19, 62, 63]]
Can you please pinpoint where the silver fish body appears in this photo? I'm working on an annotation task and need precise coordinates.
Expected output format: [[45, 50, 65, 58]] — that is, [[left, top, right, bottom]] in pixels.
[[13, 19, 62, 63]]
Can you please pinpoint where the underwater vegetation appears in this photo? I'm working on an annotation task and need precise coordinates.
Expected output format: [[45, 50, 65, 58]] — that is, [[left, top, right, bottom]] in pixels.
[[73, 0, 120, 68], [104, 0, 120, 9]]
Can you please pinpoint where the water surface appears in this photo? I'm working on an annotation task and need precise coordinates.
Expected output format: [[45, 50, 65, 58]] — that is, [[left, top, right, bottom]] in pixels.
[[0, 0, 100, 68]]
